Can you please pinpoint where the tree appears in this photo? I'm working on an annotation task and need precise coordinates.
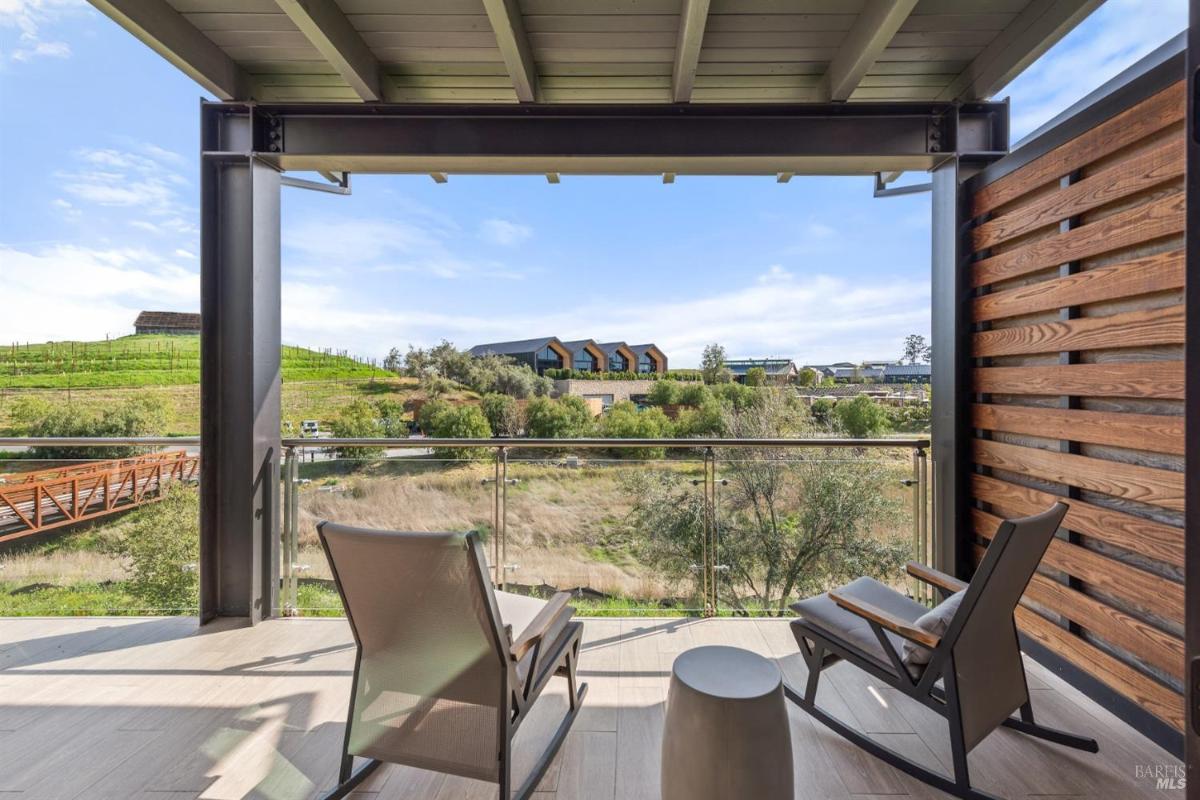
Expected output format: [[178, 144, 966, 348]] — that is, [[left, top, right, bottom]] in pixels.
[[700, 343, 731, 384], [373, 398, 408, 437], [429, 404, 492, 459], [833, 394, 892, 438], [809, 397, 835, 427], [382, 347, 403, 373], [331, 400, 384, 457], [627, 390, 905, 614], [13, 395, 168, 459], [120, 484, 199, 611], [481, 393, 523, 437], [673, 400, 725, 438], [745, 366, 767, 387], [903, 334, 931, 365], [416, 398, 450, 435], [795, 368, 818, 388]]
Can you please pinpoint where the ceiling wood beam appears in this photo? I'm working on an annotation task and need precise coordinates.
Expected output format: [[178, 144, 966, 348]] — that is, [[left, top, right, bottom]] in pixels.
[[275, 0, 381, 102], [938, 0, 1102, 101], [672, 0, 711, 103], [89, 0, 249, 100], [481, 0, 539, 102], [821, 0, 918, 102]]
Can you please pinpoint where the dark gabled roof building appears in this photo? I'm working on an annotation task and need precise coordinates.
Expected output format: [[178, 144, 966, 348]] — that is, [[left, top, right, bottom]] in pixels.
[[628, 344, 667, 374], [468, 337, 570, 375], [134, 311, 201, 335], [469, 337, 667, 375], [882, 363, 932, 383], [596, 342, 637, 374]]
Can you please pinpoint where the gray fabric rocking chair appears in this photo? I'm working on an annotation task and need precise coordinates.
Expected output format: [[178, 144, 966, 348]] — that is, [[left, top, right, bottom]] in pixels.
[[787, 502, 1098, 800], [317, 522, 587, 800]]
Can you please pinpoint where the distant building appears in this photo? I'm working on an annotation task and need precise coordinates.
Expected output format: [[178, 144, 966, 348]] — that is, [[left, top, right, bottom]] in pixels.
[[882, 363, 931, 384], [470, 336, 667, 376], [468, 337, 571, 375], [134, 311, 200, 335], [726, 358, 798, 384], [628, 344, 668, 374], [596, 341, 637, 373], [833, 366, 884, 382]]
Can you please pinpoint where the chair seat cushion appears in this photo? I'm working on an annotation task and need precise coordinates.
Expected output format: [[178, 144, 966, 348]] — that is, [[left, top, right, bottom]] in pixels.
[[790, 577, 931, 678]]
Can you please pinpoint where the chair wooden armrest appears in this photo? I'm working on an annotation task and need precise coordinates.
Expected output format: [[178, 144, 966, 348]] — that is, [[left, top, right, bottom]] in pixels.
[[511, 592, 574, 661], [905, 561, 967, 593], [827, 589, 941, 649]]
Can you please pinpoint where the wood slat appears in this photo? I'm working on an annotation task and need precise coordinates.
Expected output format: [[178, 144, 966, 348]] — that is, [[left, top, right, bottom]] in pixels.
[[1014, 606, 1183, 731], [970, 403, 1185, 456], [971, 190, 1185, 288], [972, 362, 1185, 400], [971, 248, 1185, 322], [1023, 572, 1183, 680], [971, 438, 1184, 511], [971, 507, 1184, 623], [971, 304, 1185, 357], [971, 136, 1184, 251], [972, 543, 1183, 679], [971, 81, 1185, 216], [970, 472, 1184, 567]]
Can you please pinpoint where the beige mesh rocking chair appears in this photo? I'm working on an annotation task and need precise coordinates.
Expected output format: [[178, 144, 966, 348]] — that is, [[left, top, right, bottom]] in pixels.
[[317, 522, 587, 800]]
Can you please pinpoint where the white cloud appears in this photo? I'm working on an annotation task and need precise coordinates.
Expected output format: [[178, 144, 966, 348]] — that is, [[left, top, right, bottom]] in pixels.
[[479, 218, 533, 246], [285, 214, 526, 281], [1, 0, 83, 64], [10, 38, 67, 60], [1000, 0, 1187, 140], [0, 243, 198, 343], [276, 264, 928, 368]]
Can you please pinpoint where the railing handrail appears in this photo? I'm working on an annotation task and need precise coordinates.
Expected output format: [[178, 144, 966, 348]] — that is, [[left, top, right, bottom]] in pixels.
[[281, 437, 929, 449], [0, 435, 929, 450], [0, 437, 201, 447]]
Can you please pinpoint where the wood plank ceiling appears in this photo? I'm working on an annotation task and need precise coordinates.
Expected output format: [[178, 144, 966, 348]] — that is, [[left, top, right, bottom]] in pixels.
[[92, 0, 1102, 105]]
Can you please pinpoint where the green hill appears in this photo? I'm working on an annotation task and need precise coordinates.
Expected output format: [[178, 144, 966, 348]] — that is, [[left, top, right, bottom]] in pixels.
[[0, 335, 388, 389]]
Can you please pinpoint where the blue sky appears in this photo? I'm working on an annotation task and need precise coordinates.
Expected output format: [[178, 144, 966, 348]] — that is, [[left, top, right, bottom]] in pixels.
[[0, 0, 1187, 367]]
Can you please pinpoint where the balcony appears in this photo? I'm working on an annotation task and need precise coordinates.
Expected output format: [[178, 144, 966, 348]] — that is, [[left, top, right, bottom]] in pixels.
[[0, 614, 1182, 799]]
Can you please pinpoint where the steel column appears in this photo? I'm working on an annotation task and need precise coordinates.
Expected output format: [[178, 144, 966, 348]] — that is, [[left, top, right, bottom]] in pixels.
[[930, 159, 968, 579], [200, 105, 282, 623]]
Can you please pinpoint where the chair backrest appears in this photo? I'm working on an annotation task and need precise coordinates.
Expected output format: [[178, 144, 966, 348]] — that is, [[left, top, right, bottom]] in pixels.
[[318, 521, 508, 782], [939, 502, 1068, 752]]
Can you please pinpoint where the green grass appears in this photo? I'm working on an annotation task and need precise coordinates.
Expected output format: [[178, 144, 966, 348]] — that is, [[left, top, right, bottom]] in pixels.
[[0, 335, 387, 389], [0, 580, 193, 616]]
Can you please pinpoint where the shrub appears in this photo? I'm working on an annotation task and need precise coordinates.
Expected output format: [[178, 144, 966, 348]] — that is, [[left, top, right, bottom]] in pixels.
[[677, 383, 712, 407], [331, 399, 384, 458], [745, 366, 767, 387], [673, 400, 725, 438], [120, 484, 199, 612], [809, 397, 835, 426], [481, 393, 523, 437], [13, 395, 169, 458], [598, 401, 672, 458], [833, 395, 892, 438], [416, 398, 450, 434], [373, 398, 408, 437], [525, 396, 593, 438], [429, 405, 492, 459], [710, 381, 758, 411], [646, 379, 681, 406]]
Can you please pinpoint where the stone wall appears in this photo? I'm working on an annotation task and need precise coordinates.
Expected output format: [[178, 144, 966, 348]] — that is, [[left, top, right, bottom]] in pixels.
[[553, 379, 658, 404]]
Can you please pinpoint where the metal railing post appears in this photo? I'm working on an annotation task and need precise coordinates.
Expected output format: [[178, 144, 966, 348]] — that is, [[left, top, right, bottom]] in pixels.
[[281, 445, 297, 615], [918, 446, 930, 604], [500, 447, 509, 592], [491, 447, 502, 586], [704, 447, 716, 617]]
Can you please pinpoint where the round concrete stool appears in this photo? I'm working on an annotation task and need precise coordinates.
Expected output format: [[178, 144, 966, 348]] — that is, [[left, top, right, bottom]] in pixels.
[[661, 645, 794, 800]]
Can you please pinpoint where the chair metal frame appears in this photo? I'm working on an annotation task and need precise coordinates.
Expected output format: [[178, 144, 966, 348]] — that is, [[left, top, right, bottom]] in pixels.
[[787, 503, 1098, 800], [318, 525, 588, 800]]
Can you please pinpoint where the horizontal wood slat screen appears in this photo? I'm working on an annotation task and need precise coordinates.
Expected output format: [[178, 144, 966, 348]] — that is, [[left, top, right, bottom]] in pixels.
[[965, 80, 1186, 733]]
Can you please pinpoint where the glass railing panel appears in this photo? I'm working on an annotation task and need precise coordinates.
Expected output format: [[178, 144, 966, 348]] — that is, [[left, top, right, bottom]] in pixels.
[[0, 445, 200, 615], [503, 450, 708, 616], [282, 449, 496, 616], [712, 445, 919, 617]]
